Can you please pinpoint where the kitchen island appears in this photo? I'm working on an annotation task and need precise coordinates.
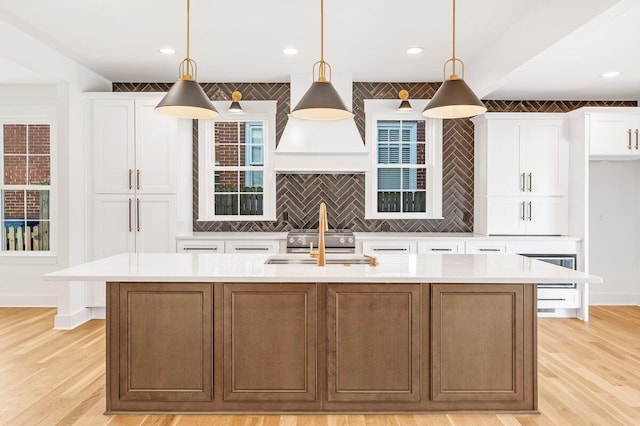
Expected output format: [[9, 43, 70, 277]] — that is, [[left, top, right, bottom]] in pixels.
[[45, 252, 601, 414]]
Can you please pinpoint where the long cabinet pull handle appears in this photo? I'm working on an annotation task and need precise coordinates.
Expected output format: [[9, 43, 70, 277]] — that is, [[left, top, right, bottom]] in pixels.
[[520, 173, 525, 192], [539, 298, 567, 302], [528, 201, 532, 221], [128, 169, 132, 190], [234, 247, 270, 251], [479, 248, 502, 252], [628, 129, 633, 150], [521, 201, 525, 221], [636, 129, 639, 150], [372, 248, 408, 252], [136, 169, 140, 190], [183, 247, 218, 251], [528, 173, 532, 192], [128, 198, 132, 232], [136, 198, 140, 232], [430, 248, 453, 252]]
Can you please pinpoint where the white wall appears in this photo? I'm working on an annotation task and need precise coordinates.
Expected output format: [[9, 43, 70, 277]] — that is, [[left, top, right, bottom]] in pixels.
[[589, 160, 640, 305], [0, 15, 111, 328]]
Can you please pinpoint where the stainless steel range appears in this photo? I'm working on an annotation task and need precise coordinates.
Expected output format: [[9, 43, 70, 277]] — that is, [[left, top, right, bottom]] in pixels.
[[286, 229, 356, 254]]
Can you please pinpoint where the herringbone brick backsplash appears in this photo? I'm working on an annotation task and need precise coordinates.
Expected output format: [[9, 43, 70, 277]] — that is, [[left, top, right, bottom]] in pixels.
[[114, 82, 636, 233]]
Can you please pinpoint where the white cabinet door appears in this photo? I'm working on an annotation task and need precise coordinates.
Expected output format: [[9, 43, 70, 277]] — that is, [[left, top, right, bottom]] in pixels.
[[465, 243, 506, 254], [177, 240, 225, 253], [135, 99, 177, 194], [486, 198, 527, 235], [362, 240, 417, 254], [521, 120, 567, 197], [92, 99, 135, 194], [417, 240, 464, 254], [134, 194, 176, 253], [486, 120, 522, 196], [94, 194, 136, 258], [524, 198, 568, 236], [225, 240, 281, 254], [589, 112, 640, 156]]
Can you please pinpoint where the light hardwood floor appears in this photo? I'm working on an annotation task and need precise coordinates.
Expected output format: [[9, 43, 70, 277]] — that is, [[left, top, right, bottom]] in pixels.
[[1, 306, 639, 425]]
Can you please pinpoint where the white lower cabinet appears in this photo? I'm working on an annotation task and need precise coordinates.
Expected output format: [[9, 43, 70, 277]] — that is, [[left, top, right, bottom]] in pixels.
[[362, 240, 417, 254], [417, 240, 464, 254], [176, 238, 283, 254], [537, 288, 582, 309]]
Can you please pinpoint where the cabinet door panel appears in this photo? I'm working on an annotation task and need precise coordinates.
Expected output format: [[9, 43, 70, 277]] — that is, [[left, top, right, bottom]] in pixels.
[[589, 113, 639, 155], [110, 282, 214, 409], [134, 194, 176, 253], [223, 283, 317, 402], [486, 198, 526, 235], [94, 195, 135, 258], [327, 284, 421, 402], [431, 284, 531, 403], [526, 197, 567, 235], [522, 120, 566, 196], [486, 120, 522, 196], [93, 100, 135, 193], [135, 99, 177, 193]]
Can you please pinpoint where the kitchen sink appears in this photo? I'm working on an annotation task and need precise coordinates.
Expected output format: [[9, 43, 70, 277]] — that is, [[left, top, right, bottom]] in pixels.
[[264, 255, 375, 265]]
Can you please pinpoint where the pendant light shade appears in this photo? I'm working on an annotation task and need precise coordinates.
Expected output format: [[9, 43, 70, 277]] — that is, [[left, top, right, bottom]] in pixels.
[[155, 0, 217, 119], [423, 0, 486, 119], [291, 0, 353, 120]]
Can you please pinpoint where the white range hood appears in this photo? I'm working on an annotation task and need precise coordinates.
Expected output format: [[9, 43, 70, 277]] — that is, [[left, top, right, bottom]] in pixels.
[[274, 73, 368, 173]]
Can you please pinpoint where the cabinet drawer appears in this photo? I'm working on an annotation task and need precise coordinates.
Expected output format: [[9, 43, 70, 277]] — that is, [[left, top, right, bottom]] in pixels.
[[224, 240, 281, 254], [417, 241, 464, 254], [465, 244, 507, 254], [176, 240, 225, 253], [537, 288, 581, 309], [362, 241, 416, 254]]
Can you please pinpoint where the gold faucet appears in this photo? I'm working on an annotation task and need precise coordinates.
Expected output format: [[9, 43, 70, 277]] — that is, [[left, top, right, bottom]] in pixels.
[[309, 202, 328, 266]]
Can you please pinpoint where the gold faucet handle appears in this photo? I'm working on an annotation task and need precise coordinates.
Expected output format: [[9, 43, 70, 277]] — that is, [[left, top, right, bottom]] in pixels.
[[363, 253, 378, 267], [309, 242, 319, 258]]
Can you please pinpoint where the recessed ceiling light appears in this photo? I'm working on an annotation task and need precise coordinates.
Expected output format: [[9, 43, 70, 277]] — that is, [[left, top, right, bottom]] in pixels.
[[282, 48, 298, 56], [406, 47, 424, 55], [158, 47, 176, 55], [601, 71, 621, 78]]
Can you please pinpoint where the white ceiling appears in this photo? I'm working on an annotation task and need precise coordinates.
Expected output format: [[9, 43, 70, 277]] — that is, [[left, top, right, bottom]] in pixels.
[[0, 0, 638, 100]]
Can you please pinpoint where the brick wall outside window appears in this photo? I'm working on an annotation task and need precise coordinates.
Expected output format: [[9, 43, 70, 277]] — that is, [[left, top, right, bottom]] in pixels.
[[214, 122, 246, 187]]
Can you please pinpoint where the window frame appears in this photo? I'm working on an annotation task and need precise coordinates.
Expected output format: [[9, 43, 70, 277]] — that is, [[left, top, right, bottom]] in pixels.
[[364, 99, 443, 220], [0, 116, 56, 256], [197, 101, 277, 221]]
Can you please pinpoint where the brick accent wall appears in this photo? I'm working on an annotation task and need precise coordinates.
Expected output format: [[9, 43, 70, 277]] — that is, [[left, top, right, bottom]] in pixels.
[[113, 82, 638, 232]]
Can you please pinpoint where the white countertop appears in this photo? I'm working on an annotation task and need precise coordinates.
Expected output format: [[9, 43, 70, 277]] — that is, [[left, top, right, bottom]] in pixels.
[[44, 253, 601, 284]]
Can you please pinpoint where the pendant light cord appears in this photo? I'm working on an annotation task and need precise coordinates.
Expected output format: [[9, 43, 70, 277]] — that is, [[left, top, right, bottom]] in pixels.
[[319, 0, 326, 81], [186, 0, 191, 61], [452, 0, 456, 76]]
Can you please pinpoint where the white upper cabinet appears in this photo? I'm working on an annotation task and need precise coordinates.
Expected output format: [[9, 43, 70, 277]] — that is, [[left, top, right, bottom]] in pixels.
[[588, 112, 640, 157], [474, 113, 569, 236], [92, 98, 177, 194]]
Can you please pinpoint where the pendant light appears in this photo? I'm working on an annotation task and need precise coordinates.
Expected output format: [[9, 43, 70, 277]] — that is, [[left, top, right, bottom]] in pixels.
[[155, 0, 218, 119], [397, 90, 413, 111], [423, 0, 486, 119], [290, 0, 353, 120], [228, 91, 243, 113]]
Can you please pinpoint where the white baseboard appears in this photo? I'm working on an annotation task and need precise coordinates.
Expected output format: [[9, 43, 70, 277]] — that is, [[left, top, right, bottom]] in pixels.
[[590, 293, 640, 306], [54, 307, 92, 329], [90, 306, 105, 319], [0, 294, 57, 307]]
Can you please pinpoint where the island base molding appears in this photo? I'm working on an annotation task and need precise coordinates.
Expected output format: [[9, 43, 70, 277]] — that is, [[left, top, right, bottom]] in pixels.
[[106, 281, 536, 413]]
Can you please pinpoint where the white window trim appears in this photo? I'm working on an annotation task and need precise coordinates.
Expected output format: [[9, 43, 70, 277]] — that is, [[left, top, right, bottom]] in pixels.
[[0, 116, 56, 256], [364, 99, 443, 220], [197, 101, 277, 221]]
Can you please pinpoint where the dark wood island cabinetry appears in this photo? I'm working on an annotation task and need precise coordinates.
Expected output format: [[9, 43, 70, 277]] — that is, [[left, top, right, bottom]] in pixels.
[[106, 281, 537, 413]]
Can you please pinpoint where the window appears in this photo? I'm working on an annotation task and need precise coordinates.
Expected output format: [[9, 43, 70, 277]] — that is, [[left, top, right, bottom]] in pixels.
[[1, 122, 52, 252], [365, 100, 442, 219], [198, 101, 276, 221]]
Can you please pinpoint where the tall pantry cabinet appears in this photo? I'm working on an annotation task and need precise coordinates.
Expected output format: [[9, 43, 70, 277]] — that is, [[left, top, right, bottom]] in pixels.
[[473, 113, 569, 236], [85, 93, 188, 306]]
